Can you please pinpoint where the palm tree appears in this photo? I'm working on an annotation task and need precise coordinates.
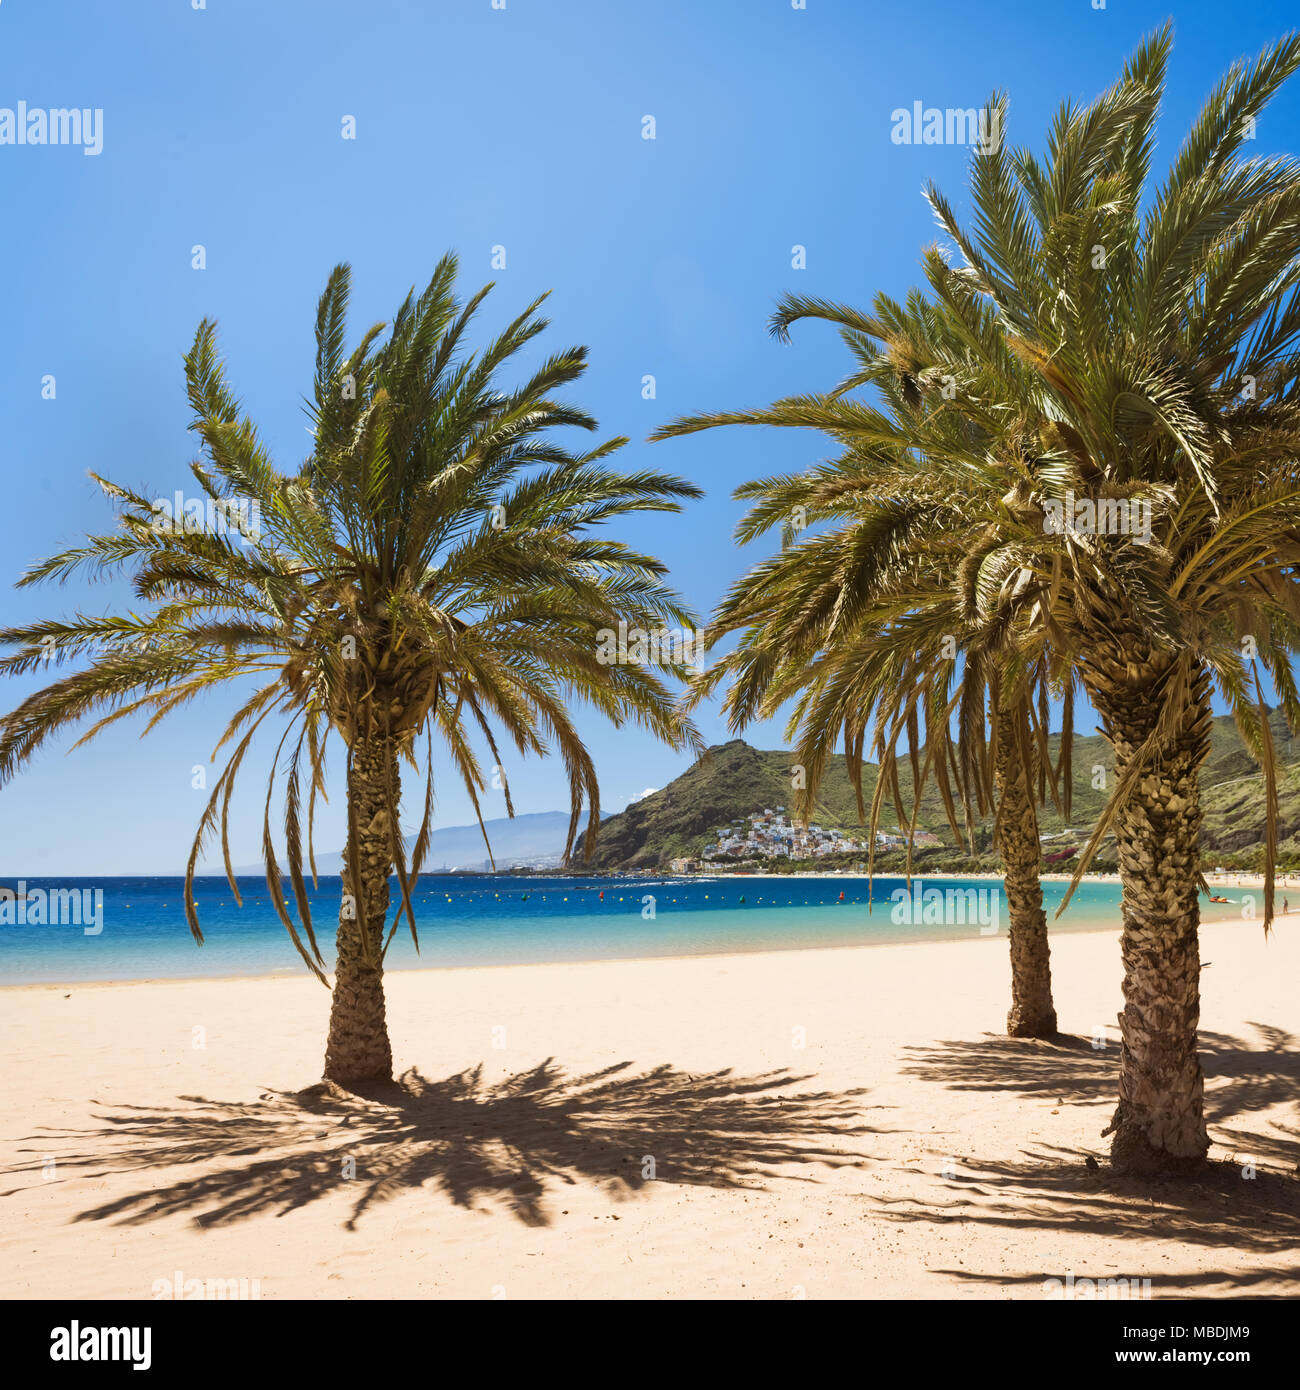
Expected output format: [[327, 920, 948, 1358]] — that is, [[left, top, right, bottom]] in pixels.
[[760, 26, 1300, 1172], [656, 309, 1074, 1038], [0, 257, 703, 1084], [920, 28, 1300, 1172]]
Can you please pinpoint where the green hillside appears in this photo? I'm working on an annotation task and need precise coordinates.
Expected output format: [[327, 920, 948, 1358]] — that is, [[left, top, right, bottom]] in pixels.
[[587, 709, 1300, 871]]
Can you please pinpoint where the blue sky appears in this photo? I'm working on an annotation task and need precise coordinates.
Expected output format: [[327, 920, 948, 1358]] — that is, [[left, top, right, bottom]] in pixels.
[[1, 0, 1297, 873]]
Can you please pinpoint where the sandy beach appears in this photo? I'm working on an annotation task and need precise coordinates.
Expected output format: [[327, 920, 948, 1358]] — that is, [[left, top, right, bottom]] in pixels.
[[2, 915, 1296, 1300]]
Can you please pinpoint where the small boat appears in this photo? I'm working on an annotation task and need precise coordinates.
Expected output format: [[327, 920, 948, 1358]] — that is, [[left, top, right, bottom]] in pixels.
[[1208, 895, 1230, 903]]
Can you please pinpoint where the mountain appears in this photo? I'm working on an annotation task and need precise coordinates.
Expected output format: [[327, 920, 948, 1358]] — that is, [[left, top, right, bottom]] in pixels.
[[227, 810, 587, 877], [585, 710, 1300, 870]]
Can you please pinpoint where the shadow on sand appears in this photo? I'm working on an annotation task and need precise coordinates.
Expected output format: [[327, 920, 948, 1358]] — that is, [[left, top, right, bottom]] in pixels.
[[901, 1022, 1300, 1126], [4, 1060, 879, 1229], [892, 1024, 1300, 1295]]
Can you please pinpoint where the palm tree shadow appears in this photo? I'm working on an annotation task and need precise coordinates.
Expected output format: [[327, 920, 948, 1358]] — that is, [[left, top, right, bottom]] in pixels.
[[894, 1023, 1300, 1294], [883, 1145, 1300, 1296], [3, 1060, 881, 1230], [902, 1023, 1300, 1132]]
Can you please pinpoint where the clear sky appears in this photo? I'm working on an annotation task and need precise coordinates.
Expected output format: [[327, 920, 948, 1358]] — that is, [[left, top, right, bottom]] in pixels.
[[1, 0, 1297, 873]]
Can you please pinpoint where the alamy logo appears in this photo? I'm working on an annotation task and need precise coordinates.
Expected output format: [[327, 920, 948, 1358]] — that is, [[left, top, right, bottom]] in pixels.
[[49, 1322, 151, 1370], [891, 101, 1003, 151], [1042, 491, 1152, 545], [1043, 1272, 1152, 1300], [152, 1269, 262, 1300], [889, 879, 1001, 934], [595, 621, 705, 668], [0, 102, 103, 156], [0, 882, 104, 935], [151, 491, 262, 541]]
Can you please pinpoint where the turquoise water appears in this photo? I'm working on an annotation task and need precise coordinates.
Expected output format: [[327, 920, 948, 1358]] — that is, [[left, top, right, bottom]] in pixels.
[[0, 873, 1253, 986]]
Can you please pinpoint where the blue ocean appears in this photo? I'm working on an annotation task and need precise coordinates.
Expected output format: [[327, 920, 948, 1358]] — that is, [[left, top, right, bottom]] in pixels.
[[0, 873, 1252, 986]]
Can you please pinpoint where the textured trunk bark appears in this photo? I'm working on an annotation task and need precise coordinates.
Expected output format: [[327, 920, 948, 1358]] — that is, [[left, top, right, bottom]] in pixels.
[[1091, 664, 1212, 1175], [993, 705, 1057, 1038], [324, 737, 398, 1084]]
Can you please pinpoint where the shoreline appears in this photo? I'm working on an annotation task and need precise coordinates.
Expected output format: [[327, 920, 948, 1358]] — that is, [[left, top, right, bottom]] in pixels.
[[2, 906, 1290, 994], [4, 921, 1071, 993]]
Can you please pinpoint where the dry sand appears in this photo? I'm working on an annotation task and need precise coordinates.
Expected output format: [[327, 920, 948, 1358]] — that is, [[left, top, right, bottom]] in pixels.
[[2, 917, 1297, 1300]]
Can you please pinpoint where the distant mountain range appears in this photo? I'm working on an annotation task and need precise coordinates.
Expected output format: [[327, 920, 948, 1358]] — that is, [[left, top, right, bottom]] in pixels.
[[227, 810, 594, 877], [586, 710, 1300, 870]]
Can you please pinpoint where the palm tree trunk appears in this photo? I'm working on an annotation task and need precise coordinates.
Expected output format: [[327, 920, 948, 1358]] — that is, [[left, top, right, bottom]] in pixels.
[[324, 738, 398, 1084], [1092, 664, 1212, 1175], [993, 702, 1057, 1038]]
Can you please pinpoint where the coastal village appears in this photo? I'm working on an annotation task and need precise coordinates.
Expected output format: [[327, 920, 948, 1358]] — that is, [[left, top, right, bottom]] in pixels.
[[675, 808, 942, 871]]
